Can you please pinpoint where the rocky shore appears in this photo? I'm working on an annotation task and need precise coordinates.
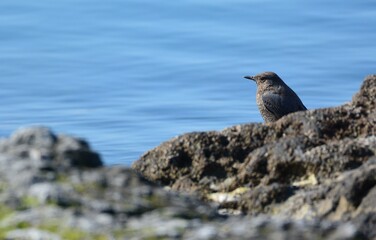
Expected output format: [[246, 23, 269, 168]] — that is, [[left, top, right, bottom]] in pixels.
[[0, 75, 374, 239]]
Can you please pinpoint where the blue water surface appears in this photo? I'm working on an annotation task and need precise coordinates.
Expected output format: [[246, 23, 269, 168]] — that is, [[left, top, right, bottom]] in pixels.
[[0, 0, 375, 165]]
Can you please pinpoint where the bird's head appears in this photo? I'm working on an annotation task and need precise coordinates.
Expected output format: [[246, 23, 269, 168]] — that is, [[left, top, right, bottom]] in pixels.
[[244, 72, 283, 86]]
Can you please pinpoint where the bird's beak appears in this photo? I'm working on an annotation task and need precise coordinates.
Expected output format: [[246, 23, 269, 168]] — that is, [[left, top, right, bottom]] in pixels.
[[244, 76, 255, 81]]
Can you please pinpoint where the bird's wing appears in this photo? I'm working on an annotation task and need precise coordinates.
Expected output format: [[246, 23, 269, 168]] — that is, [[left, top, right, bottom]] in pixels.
[[298, 100, 307, 110], [261, 92, 292, 119]]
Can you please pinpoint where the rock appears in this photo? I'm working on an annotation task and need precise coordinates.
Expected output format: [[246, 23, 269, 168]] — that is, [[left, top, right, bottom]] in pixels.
[[55, 134, 102, 168], [133, 75, 376, 238], [27, 182, 79, 207], [0, 128, 223, 238], [0, 126, 102, 172], [182, 216, 365, 240], [6, 228, 61, 240]]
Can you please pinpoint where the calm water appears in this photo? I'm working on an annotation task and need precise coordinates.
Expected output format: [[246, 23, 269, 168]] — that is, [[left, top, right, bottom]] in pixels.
[[0, 0, 375, 165]]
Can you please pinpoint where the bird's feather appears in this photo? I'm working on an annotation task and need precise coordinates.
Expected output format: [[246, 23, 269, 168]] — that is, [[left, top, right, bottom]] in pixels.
[[262, 92, 306, 118]]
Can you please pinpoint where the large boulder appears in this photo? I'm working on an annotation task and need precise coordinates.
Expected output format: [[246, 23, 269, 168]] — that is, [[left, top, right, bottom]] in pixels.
[[133, 75, 376, 238]]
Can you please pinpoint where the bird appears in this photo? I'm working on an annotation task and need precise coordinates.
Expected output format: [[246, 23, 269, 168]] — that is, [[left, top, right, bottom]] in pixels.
[[244, 71, 307, 123]]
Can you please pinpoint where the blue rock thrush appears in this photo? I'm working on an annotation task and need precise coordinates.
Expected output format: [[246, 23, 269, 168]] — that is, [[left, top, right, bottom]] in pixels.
[[244, 72, 307, 123]]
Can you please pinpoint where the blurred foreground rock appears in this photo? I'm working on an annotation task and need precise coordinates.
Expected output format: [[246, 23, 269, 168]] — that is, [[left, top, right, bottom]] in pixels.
[[1, 128, 362, 240], [133, 75, 376, 239]]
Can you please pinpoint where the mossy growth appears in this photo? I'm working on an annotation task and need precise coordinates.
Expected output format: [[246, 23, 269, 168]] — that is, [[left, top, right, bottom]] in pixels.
[[0, 204, 41, 238], [0, 204, 17, 238], [16, 196, 40, 210], [145, 195, 169, 209], [61, 229, 106, 240], [117, 227, 179, 240], [39, 222, 109, 240], [15, 221, 31, 229], [0, 204, 13, 219], [56, 174, 70, 183], [72, 181, 106, 197], [0, 182, 8, 192]]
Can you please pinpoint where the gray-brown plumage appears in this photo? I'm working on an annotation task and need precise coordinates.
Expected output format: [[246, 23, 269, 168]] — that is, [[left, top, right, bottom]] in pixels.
[[244, 71, 307, 123]]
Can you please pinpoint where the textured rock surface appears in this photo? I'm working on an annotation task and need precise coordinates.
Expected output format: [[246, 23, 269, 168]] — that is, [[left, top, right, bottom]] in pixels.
[[133, 75, 376, 239]]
